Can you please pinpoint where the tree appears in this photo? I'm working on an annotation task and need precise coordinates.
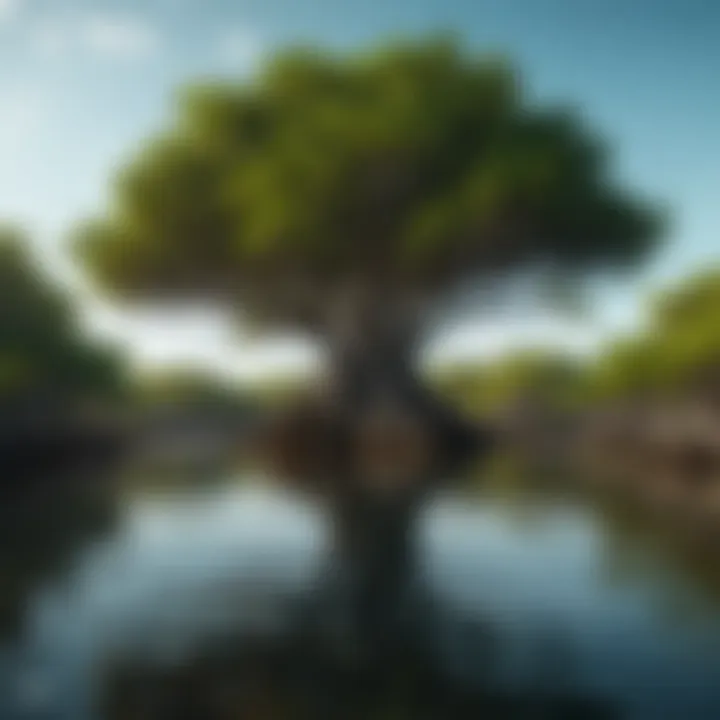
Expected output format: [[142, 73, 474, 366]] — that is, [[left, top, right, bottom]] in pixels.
[[0, 227, 129, 483], [73, 36, 662, 655], [435, 350, 587, 415], [590, 268, 720, 403], [75, 37, 659, 417], [133, 368, 252, 410], [0, 228, 127, 408]]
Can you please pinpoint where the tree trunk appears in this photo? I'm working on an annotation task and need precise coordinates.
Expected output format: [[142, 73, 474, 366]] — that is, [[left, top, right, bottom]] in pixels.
[[304, 290, 487, 661], [319, 287, 484, 477], [324, 489, 422, 659]]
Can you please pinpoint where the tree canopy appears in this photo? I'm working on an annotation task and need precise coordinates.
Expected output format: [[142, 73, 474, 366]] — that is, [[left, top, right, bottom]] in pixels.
[[74, 37, 661, 332], [0, 228, 127, 406]]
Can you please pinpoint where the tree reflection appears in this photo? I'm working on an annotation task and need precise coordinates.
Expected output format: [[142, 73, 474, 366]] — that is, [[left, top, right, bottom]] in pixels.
[[593, 487, 720, 621], [100, 594, 618, 720], [0, 472, 119, 640], [464, 457, 720, 626]]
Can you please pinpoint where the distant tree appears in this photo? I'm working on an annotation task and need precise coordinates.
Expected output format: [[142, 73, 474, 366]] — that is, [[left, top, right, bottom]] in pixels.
[[0, 227, 127, 410], [436, 350, 586, 416], [132, 368, 257, 417], [590, 268, 720, 403]]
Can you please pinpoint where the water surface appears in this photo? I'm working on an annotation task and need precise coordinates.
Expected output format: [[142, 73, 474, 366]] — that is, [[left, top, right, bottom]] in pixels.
[[2, 476, 720, 718]]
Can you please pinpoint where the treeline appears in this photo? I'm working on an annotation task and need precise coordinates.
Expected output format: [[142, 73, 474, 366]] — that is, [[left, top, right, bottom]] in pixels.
[[0, 229, 128, 413], [434, 267, 720, 416], [0, 229, 264, 480], [0, 229, 130, 479], [0, 225, 300, 411]]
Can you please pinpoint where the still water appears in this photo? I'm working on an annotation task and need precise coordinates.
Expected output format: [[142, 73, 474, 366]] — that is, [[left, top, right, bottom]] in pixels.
[[3, 476, 720, 718]]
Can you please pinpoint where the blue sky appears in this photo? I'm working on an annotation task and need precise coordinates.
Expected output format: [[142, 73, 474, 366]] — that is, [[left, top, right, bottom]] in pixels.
[[0, 0, 718, 379]]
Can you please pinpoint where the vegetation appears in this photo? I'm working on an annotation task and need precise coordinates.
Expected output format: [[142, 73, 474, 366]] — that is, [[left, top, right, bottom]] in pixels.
[[73, 36, 660, 435], [432, 264, 720, 417], [76, 37, 658, 304], [131, 368, 258, 414], [591, 268, 720, 402], [0, 227, 127, 410], [432, 349, 587, 416]]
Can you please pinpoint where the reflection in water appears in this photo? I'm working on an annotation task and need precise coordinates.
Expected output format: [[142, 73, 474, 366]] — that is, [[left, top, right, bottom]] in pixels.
[[0, 477, 119, 641], [100, 618, 616, 719], [4, 478, 720, 717]]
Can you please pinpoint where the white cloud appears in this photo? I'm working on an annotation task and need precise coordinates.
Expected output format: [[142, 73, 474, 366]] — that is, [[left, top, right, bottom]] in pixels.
[[216, 27, 264, 74], [29, 14, 160, 61], [80, 16, 159, 58]]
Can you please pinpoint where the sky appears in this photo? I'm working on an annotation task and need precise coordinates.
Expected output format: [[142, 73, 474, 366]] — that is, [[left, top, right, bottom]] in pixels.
[[0, 0, 719, 380]]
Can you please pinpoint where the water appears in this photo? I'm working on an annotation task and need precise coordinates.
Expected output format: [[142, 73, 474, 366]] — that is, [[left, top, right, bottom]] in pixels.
[[3, 475, 720, 718]]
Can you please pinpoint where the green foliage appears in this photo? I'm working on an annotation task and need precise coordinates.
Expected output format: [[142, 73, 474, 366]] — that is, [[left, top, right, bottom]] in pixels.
[[436, 261, 720, 410], [0, 227, 127, 404], [239, 373, 311, 407], [74, 36, 661, 327], [131, 368, 256, 413], [433, 349, 586, 415], [589, 266, 720, 400]]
